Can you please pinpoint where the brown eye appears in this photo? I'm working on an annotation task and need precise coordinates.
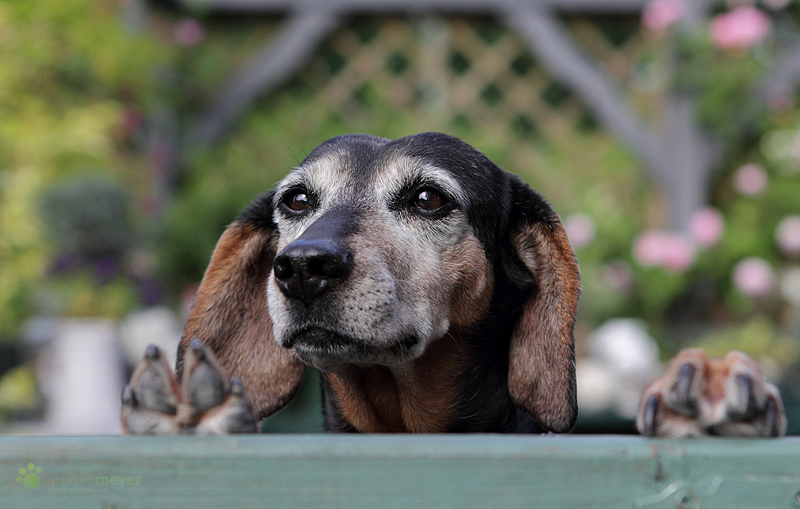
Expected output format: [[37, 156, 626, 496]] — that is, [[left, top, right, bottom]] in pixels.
[[414, 189, 445, 212], [285, 192, 310, 212]]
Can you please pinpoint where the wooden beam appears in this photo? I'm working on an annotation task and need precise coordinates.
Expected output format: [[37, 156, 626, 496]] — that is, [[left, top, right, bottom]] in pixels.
[[187, 11, 342, 145], [2, 435, 799, 507], [503, 6, 664, 183], [176, 0, 651, 15]]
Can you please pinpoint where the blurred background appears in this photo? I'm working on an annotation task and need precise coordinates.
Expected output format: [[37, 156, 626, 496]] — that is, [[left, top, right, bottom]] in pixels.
[[1, 0, 799, 434]]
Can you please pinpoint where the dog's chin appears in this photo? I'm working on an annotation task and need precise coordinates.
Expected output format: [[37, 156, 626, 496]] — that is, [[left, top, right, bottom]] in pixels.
[[281, 328, 422, 371]]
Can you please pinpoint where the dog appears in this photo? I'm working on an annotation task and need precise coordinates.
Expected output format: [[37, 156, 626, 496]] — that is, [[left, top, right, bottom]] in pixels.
[[121, 132, 786, 437], [122, 132, 580, 434]]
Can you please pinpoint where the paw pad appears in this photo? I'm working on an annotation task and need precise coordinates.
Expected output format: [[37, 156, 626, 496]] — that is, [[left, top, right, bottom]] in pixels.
[[15, 463, 42, 489]]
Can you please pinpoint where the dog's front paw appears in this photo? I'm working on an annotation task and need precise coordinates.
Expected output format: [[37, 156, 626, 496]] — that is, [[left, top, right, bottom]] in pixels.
[[636, 349, 786, 438], [121, 339, 257, 435]]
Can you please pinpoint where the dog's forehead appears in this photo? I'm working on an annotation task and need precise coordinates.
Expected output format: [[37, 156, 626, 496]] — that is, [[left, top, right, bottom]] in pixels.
[[284, 133, 502, 205]]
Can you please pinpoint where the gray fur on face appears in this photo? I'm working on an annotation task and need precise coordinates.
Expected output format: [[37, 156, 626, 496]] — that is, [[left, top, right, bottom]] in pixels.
[[267, 151, 479, 371]]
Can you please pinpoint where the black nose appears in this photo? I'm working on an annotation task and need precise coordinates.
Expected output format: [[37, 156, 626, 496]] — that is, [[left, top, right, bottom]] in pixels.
[[273, 239, 353, 303]]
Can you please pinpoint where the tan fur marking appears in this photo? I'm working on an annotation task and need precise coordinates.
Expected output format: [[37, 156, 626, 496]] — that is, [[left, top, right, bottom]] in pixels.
[[327, 336, 468, 433], [441, 233, 494, 332], [181, 221, 305, 420]]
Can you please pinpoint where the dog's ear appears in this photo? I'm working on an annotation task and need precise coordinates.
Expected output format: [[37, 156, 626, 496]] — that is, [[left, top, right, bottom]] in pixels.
[[506, 177, 580, 433], [177, 192, 305, 421]]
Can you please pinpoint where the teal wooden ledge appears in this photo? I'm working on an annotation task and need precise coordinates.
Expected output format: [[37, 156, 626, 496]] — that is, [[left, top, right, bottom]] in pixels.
[[2, 435, 799, 508]]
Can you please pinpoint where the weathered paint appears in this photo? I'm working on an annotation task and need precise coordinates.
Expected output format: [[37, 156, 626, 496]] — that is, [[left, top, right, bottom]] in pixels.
[[1, 435, 799, 508]]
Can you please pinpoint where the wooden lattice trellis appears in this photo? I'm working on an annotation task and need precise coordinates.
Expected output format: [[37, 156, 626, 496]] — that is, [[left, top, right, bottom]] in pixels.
[[291, 16, 643, 146], [134, 0, 800, 230]]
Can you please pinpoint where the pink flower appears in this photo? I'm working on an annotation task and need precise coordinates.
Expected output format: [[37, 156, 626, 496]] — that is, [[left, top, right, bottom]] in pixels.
[[661, 233, 695, 272], [174, 18, 205, 46], [688, 208, 724, 248], [633, 230, 695, 272], [564, 213, 596, 249], [775, 215, 800, 257], [733, 163, 768, 196], [642, 0, 685, 33], [732, 257, 775, 297], [633, 230, 667, 267], [709, 6, 771, 50]]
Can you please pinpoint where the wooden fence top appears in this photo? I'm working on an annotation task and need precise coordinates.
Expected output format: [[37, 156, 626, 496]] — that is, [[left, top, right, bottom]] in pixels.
[[2, 434, 799, 507]]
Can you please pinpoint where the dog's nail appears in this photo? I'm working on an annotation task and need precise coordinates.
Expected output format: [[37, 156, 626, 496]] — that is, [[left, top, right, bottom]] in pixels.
[[765, 396, 780, 437], [733, 374, 756, 419], [121, 384, 136, 406], [144, 344, 161, 361], [230, 378, 244, 396], [642, 395, 659, 437], [189, 337, 206, 358]]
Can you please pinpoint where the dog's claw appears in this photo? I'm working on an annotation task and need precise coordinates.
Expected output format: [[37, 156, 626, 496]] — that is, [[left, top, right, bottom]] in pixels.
[[121, 384, 135, 406], [765, 396, 781, 438], [121, 341, 257, 435], [144, 344, 160, 360], [189, 337, 206, 358], [183, 339, 228, 413], [666, 364, 698, 417], [231, 378, 245, 396], [729, 373, 757, 420], [640, 395, 659, 438]]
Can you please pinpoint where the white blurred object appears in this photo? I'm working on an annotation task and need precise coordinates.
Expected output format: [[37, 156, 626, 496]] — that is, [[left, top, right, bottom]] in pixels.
[[577, 318, 662, 418], [40, 318, 124, 434], [780, 267, 800, 306], [119, 307, 181, 369]]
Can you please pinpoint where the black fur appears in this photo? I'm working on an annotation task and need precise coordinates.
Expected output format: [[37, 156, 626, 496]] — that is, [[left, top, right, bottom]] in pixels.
[[252, 133, 564, 433]]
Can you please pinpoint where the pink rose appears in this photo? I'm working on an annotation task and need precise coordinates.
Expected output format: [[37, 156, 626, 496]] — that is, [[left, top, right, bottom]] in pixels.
[[564, 213, 596, 249], [633, 230, 667, 267], [688, 208, 724, 248], [733, 164, 768, 196], [709, 6, 771, 50], [660, 232, 695, 273], [643, 0, 685, 33], [732, 257, 775, 297], [633, 230, 695, 272]]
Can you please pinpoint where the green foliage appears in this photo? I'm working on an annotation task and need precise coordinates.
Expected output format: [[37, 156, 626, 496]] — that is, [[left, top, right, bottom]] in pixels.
[[0, 0, 164, 338], [0, 364, 40, 423], [38, 175, 132, 259]]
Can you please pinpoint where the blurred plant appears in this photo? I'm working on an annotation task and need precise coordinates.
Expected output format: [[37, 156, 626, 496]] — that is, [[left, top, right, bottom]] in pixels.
[[0, 0, 167, 338], [38, 175, 132, 262], [0, 365, 41, 423], [35, 175, 140, 318], [571, 1, 800, 368]]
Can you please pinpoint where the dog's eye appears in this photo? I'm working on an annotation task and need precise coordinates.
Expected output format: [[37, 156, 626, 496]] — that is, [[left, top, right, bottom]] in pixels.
[[284, 192, 310, 212], [413, 189, 445, 212]]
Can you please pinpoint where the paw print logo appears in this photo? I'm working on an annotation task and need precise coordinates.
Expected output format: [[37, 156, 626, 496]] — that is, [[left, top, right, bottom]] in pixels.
[[15, 463, 42, 489]]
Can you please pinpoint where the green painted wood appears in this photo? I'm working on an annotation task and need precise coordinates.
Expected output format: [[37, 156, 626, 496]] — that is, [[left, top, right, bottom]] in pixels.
[[1, 435, 799, 508]]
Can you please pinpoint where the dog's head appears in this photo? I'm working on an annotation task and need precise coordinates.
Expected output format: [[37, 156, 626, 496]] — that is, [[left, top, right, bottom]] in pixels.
[[180, 132, 580, 432]]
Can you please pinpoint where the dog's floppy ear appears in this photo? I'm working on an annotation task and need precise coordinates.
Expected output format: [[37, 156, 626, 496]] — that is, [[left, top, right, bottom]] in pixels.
[[506, 177, 580, 433], [177, 192, 305, 421]]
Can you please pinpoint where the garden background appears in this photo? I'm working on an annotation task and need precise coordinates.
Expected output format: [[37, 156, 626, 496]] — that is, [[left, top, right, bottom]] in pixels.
[[1, 0, 799, 434]]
